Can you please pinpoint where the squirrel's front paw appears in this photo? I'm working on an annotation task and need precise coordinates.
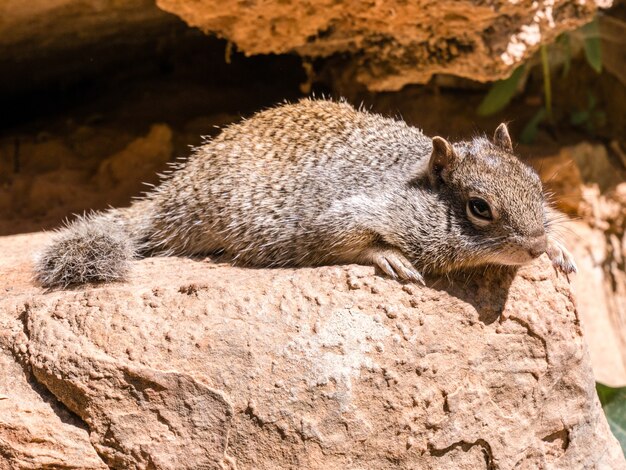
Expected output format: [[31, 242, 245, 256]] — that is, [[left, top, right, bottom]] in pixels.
[[367, 248, 424, 284], [546, 238, 577, 275]]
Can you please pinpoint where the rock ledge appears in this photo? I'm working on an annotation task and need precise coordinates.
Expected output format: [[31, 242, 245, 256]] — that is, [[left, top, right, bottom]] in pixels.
[[0, 233, 624, 469]]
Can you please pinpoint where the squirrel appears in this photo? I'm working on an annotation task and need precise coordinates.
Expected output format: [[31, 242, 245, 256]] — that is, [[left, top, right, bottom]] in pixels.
[[34, 98, 576, 288]]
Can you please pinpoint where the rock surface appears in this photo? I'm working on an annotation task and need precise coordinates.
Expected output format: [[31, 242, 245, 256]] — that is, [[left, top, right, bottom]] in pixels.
[[156, 0, 612, 90], [0, 0, 613, 92], [1, 232, 624, 469], [530, 141, 626, 386], [0, 234, 107, 469], [571, 181, 626, 386], [0, 0, 178, 60], [0, 124, 175, 235]]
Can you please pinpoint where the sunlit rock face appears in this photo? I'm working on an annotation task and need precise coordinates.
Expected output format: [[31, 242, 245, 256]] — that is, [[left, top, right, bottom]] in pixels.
[[156, 0, 611, 90], [0, 0, 611, 91], [0, 232, 624, 469]]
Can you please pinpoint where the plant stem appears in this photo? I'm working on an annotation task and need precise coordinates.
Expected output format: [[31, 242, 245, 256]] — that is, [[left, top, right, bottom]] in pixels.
[[540, 44, 553, 122]]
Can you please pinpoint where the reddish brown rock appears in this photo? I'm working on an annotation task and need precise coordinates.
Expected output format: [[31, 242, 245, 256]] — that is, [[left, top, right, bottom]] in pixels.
[[0, 124, 174, 234], [0, 232, 624, 469], [566, 182, 626, 386], [0, 237, 107, 469], [0, 347, 107, 470], [530, 142, 626, 386], [530, 148, 584, 216], [0, 0, 178, 63], [156, 0, 612, 90], [0, 0, 614, 91]]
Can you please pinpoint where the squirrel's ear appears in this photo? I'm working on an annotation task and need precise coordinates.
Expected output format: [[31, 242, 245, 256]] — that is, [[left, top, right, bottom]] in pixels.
[[428, 136, 458, 186], [493, 123, 513, 152]]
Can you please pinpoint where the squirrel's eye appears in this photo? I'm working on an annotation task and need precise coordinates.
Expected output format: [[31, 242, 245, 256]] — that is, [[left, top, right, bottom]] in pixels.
[[467, 197, 493, 221]]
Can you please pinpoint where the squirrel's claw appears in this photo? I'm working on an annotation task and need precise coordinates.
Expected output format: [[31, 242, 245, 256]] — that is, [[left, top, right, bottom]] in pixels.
[[546, 238, 577, 275], [369, 248, 425, 284]]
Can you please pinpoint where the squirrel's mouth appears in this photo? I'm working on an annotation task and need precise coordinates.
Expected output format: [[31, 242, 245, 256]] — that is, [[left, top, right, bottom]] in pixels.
[[488, 236, 548, 266]]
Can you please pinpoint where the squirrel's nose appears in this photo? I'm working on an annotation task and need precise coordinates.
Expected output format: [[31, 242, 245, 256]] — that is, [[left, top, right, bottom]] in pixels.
[[528, 234, 548, 258]]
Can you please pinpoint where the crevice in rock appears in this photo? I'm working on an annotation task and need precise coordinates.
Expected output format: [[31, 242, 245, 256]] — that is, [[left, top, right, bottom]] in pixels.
[[603, 209, 625, 298], [243, 403, 265, 428], [542, 428, 570, 451], [16, 303, 30, 341], [178, 283, 209, 296], [505, 316, 549, 367], [442, 392, 450, 413], [243, 403, 291, 442], [428, 439, 495, 469], [121, 368, 169, 396], [155, 409, 179, 437], [0, 443, 14, 463]]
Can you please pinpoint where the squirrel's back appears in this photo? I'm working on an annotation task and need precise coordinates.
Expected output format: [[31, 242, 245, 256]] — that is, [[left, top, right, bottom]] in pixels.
[[125, 99, 433, 263], [179, 99, 430, 197]]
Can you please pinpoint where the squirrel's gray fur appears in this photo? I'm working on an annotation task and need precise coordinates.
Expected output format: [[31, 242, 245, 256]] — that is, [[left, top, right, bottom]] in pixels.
[[34, 98, 576, 288]]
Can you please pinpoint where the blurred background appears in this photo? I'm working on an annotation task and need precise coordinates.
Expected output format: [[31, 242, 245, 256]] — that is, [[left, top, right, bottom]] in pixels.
[[0, 0, 624, 395]]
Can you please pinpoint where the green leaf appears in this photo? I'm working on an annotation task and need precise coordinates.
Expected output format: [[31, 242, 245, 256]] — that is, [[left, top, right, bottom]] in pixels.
[[520, 108, 547, 144], [581, 18, 602, 73], [570, 110, 590, 126], [596, 383, 626, 456], [597, 383, 620, 405], [477, 65, 526, 116], [587, 92, 597, 110], [558, 33, 571, 78]]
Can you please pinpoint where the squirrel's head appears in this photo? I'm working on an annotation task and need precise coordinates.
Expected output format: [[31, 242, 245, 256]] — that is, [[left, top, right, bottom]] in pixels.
[[427, 123, 548, 267]]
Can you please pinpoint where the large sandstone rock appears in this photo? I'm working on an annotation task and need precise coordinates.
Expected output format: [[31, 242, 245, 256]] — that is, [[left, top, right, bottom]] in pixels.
[[0, 0, 178, 59], [530, 142, 626, 386], [0, 232, 624, 469], [0, 0, 613, 92], [156, 0, 612, 90], [570, 181, 626, 387], [0, 346, 107, 469]]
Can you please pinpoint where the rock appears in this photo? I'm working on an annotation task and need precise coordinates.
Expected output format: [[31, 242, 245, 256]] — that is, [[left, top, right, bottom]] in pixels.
[[27, 169, 93, 216], [0, 232, 624, 469], [97, 124, 173, 188], [529, 148, 584, 215], [564, 219, 626, 386], [0, 124, 175, 234], [568, 142, 625, 192], [0, 345, 107, 470], [0, 0, 179, 67], [0, 234, 107, 470], [0, 0, 614, 91], [565, 182, 626, 386], [155, 0, 612, 90], [529, 142, 626, 386]]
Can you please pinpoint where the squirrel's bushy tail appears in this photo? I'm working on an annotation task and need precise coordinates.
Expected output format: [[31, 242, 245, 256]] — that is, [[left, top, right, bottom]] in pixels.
[[34, 212, 136, 288]]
